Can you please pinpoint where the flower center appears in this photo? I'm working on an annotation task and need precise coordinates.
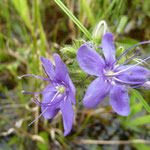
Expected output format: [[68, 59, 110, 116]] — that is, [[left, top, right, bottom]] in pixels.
[[57, 86, 66, 94], [107, 71, 115, 76], [105, 70, 118, 78]]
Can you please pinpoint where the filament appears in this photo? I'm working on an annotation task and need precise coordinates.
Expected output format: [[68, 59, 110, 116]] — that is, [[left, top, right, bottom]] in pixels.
[[118, 48, 139, 68], [22, 90, 56, 95], [114, 77, 147, 85], [28, 91, 59, 126], [18, 74, 52, 82], [115, 56, 150, 74], [112, 41, 150, 65]]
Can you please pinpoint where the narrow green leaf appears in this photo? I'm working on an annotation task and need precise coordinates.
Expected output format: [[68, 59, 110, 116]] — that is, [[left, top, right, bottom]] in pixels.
[[132, 89, 150, 113], [33, 0, 47, 55], [11, 0, 31, 29], [80, 0, 95, 25], [54, 0, 92, 40], [130, 103, 143, 116], [126, 115, 150, 127], [133, 143, 150, 150], [37, 132, 49, 150]]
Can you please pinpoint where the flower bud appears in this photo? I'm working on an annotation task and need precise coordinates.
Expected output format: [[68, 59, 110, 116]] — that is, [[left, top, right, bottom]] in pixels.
[[60, 46, 76, 58], [92, 20, 107, 42]]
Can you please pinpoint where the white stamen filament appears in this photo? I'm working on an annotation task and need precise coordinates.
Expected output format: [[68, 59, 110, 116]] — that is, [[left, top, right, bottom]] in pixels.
[[114, 77, 128, 84], [134, 59, 144, 65], [63, 96, 67, 102], [135, 58, 150, 68], [115, 56, 150, 74], [18, 74, 35, 79], [114, 77, 145, 85], [18, 76, 22, 79], [18, 74, 51, 82], [28, 91, 59, 126]]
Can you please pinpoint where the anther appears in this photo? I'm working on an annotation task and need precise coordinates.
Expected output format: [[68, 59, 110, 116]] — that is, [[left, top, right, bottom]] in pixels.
[[18, 76, 22, 79], [58, 86, 65, 94], [21, 90, 25, 94]]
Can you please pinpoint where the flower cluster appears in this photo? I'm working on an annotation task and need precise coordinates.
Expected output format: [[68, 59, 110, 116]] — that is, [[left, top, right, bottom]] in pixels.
[[20, 33, 150, 136]]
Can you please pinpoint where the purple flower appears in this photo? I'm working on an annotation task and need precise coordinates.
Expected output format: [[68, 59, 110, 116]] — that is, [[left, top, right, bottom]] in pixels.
[[19, 54, 76, 136], [77, 32, 150, 116]]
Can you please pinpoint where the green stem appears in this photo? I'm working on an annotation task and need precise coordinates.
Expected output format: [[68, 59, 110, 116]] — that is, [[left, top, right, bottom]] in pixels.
[[54, 0, 92, 40]]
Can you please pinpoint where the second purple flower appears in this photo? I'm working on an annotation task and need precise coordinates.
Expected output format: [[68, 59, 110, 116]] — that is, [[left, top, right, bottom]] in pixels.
[[77, 32, 150, 116], [19, 54, 76, 136]]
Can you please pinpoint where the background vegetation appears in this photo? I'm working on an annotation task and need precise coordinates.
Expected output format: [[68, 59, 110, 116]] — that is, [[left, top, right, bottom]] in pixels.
[[0, 0, 150, 149]]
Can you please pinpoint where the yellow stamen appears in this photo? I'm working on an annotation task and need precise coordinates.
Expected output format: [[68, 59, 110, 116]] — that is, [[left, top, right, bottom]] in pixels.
[[58, 86, 65, 94], [107, 71, 115, 76]]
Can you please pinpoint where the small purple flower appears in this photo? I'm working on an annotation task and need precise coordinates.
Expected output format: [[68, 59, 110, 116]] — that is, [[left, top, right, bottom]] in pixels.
[[19, 54, 76, 136], [77, 33, 150, 116]]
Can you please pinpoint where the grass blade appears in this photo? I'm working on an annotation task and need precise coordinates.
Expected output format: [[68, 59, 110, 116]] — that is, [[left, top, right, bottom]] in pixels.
[[126, 115, 150, 127], [132, 89, 150, 113], [54, 0, 92, 40]]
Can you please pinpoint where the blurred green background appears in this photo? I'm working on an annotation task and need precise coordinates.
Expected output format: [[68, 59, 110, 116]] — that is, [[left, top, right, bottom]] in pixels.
[[0, 0, 150, 150]]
